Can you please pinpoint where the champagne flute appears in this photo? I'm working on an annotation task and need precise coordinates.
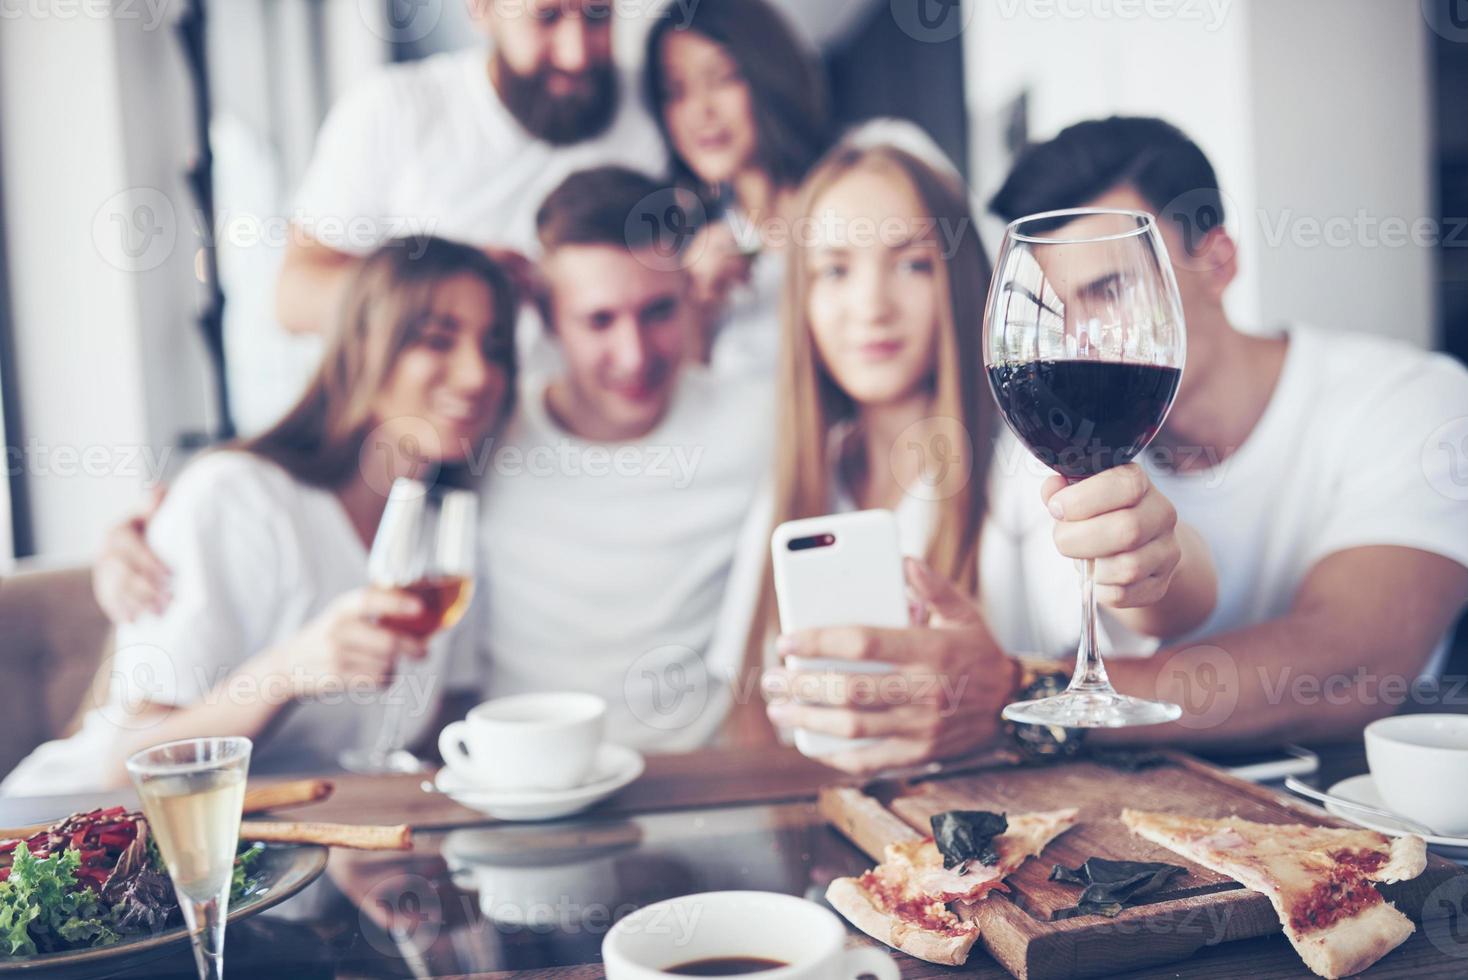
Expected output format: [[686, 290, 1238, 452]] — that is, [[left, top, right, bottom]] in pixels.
[[126, 737, 252, 980], [983, 208, 1186, 727], [339, 478, 477, 774]]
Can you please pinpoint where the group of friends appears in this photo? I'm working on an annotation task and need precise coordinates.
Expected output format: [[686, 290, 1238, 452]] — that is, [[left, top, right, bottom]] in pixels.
[[4, 0, 1467, 795]]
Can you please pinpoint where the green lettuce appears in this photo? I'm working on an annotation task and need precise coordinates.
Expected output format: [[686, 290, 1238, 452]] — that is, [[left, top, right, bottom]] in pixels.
[[0, 844, 118, 956]]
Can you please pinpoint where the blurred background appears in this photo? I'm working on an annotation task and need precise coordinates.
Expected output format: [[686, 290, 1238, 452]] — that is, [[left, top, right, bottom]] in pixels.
[[0, 0, 1462, 565]]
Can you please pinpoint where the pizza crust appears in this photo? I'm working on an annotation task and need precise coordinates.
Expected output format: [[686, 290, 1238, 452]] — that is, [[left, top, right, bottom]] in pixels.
[[825, 875, 979, 966], [1120, 808, 1427, 980], [1288, 897, 1416, 980]]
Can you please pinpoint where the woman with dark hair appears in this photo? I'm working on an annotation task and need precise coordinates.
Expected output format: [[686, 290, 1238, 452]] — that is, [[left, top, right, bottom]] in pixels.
[[3, 238, 518, 793], [644, 0, 830, 374]]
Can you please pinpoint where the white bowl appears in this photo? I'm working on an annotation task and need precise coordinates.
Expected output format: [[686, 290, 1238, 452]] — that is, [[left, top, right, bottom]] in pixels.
[[1364, 714, 1468, 836]]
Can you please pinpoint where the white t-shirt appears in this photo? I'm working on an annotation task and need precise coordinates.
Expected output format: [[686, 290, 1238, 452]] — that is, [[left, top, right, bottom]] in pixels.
[[292, 47, 667, 258], [2, 452, 476, 795], [1145, 324, 1468, 671], [475, 368, 772, 751]]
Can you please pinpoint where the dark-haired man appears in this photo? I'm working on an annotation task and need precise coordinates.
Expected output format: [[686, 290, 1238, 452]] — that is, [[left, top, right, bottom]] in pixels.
[[276, 0, 665, 336], [988, 116, 1468, 743]]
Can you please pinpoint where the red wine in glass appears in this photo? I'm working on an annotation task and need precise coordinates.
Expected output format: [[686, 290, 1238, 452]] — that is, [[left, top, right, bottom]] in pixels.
[[987, 360, 1182, 479]]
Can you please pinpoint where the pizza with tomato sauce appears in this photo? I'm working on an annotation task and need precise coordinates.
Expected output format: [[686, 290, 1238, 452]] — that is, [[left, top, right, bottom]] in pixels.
[[1121, 809, 1427, 979], [825, 807, 1079, 966]]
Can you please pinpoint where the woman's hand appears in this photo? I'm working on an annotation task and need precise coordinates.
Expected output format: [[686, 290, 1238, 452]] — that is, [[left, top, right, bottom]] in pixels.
[[685, 223, 753, 360], [267, 587, 429, 700], [762, 559, 1019, 775], [1042, 462, 1217, 636], [93, 486, 171, 624]]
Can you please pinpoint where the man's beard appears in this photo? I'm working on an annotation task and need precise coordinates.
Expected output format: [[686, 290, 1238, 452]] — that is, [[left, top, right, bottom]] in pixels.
[[493, 52, 619, 146]]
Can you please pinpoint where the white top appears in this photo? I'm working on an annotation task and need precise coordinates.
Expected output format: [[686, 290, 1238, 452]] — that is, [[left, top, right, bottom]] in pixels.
[[708, 224, 785, 378], [292, 47, 667, 258], [1145, 324, 1468, 672], [475, 368, 773, 751], [2, 452, 477, 796]]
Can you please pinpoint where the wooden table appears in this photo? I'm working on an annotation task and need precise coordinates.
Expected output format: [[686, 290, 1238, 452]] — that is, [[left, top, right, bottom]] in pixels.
[[3, 742, 1465, 979]]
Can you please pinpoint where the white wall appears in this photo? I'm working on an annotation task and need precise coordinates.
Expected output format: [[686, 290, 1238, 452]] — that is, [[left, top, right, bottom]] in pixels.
[[0, 7, 215, 562], [965, 0, 1435, 347]]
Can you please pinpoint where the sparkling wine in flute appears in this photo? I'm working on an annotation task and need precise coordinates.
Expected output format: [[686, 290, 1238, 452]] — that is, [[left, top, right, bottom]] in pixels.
[[379, 574, 475, 638], [137, 768, 247, 902], [126, 737, 252, 980]]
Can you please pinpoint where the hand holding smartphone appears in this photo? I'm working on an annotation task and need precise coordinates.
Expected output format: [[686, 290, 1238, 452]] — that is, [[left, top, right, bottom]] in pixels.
[[770, 509, 908, 757]]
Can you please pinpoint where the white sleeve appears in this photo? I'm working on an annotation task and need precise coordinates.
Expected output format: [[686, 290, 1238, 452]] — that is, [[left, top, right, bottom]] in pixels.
[[703, 485, 775, 684], [1312, 354, 1468, 571], [290, 72, 408, 253], [113, 455, 288, 707]]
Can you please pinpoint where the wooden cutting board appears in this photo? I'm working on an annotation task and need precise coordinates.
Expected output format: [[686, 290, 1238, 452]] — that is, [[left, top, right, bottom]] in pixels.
[[818, 751, 1464, 980]]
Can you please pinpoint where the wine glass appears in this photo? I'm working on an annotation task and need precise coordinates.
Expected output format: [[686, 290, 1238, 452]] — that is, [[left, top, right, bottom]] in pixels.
[[126, 737, 252, 980], [983, 208, 1186, 728], [339, 478, 477, 774]]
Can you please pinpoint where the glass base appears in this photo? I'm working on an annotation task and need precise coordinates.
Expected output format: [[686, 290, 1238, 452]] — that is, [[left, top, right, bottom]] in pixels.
[[338, 748, 425, 775], [1003, 690, 1181, 729]]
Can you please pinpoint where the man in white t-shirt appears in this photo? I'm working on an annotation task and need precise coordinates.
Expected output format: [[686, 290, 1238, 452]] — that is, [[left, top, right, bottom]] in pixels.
[[475, 167, 769, 749], [755, 117, 1468, 772], [277, 0, 666, 336]]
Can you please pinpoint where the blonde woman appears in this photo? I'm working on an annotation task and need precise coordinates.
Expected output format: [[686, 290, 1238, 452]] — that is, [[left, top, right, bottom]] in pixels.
[[721, 133, 1217, 771]]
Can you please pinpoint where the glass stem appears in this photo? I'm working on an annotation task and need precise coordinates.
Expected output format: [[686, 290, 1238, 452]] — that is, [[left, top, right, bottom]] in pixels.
[[375, 679, 408, 753], [182, 892, 227, 980], [1067, 558, 1114, 694]]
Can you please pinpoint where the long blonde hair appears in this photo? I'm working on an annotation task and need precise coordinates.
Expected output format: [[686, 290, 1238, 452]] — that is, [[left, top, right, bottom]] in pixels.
[[742, 143, 995, 677]]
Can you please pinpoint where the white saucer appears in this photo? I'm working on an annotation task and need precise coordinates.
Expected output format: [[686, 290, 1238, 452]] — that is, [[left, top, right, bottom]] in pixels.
[[1325, 774, 1468, 862], [435, 743, 645, 821]]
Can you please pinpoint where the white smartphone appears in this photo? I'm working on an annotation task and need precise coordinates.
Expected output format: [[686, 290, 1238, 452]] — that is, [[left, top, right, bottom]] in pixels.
[[770, 509, 908, 757]]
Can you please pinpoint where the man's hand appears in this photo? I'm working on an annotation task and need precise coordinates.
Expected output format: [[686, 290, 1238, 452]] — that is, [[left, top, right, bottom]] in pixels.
[[1043, 463, 1183, 608], [763, 559, 1019, 774], [93, 486, 171, 624]]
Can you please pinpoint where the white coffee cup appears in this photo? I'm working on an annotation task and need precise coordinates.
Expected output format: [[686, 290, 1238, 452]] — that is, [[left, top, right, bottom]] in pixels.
[[438, 692, 605, 792], [1364, 713, 1468, 836], [602, 890, 899, 980]]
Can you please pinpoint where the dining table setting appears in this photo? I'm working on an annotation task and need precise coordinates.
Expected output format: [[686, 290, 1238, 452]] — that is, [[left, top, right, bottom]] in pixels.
[[3, 696, 1468, 980]]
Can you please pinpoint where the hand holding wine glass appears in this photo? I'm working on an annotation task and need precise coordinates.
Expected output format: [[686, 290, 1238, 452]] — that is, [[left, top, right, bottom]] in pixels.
[[339, 479, 478, 774], [983, 207, 1186, 728]]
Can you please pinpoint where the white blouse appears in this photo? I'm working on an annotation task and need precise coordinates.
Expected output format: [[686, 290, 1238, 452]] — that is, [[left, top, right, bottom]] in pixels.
[[2, 451, 478, 796]]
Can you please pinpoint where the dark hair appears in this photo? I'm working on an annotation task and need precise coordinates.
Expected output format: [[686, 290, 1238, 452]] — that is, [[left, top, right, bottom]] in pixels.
[[989, 116, 1225, 254], [240, 236, 518, 490], [536, 165, 685, 253], [644, 0, 830, 195]]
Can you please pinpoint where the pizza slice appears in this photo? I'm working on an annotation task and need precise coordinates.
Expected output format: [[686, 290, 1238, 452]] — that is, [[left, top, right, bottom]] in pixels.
[[1121, 809, 1427, 980], [826, 807, 1079, 966]]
